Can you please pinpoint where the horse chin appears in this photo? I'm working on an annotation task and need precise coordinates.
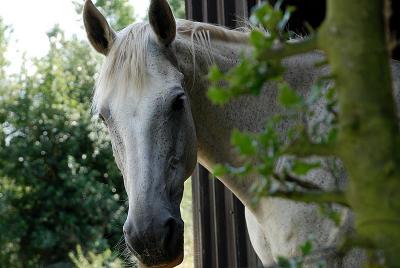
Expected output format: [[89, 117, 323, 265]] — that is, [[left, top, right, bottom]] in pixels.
[[131, 231, 184, 268], [138, 254, 183, 268]]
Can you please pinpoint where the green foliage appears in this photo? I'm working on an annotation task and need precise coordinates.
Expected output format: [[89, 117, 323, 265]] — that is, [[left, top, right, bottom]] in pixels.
[[276, 256, 302, 268], [69, 245, 127, 268], [275, 239, 327, 268], [0, 1, 196, 267], [0, 18, 10, 80], [300, 240, 313, 256], [278, 83, 302, 109], [208, 2, 339, 207], [319, 204, 342, 227], [213, 164, 230, 177], [250, 1, 295, 36], [0, 26, 126, 267], [231, 129, 257, 156], [0, 2, 138, 266], [208, 2, 294, 105], [291, 160, 321, 176], [167, 0, 186, 19], [74, 0, 135, 30], [0, 1, 136, 263], [206, 1, 349, 264]]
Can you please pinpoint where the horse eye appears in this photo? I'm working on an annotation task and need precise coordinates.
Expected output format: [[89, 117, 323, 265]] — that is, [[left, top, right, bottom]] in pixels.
[[172, 93, 186, 111]]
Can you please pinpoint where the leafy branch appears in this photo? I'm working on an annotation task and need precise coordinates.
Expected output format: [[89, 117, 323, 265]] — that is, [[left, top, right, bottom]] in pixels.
[[272, 171, 321, 191], [283, 135, 337, 157], [256, 35, 318, 61], [337, 234, 376, 256], [208, 2, 342, 212], [267, 239, 336, 268], [269, 190, 349, 207]]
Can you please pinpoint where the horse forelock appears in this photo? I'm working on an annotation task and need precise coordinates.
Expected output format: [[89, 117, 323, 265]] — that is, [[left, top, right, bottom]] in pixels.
[[92, 22, 151, 114], [92, 20, 250, 114]]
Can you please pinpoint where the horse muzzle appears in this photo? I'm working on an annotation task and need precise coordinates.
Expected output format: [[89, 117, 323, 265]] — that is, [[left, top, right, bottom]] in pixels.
[[138, 254, 184, 268], [123, 216, 184, 267]]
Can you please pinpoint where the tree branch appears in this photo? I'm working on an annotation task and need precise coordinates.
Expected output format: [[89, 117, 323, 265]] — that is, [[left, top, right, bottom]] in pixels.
[[257, 35, 318, 61], [283, 136, 337, 157], [273, 171, 322, 191], [270, 190, 349, 207], [337, 234, 376, 256]]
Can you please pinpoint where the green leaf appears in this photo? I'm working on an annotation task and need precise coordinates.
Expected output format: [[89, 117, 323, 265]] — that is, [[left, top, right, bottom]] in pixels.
[[252, 3, 270, 24], [249, 30, 266, 49], [213, 164, 228, 177], [278, 83, 302, 108], [258, 161, 274, 177], [330, 211, 342, 226], [291, 160, 321, 176], [300, 240, 313, 256], [231, 130, 256, 156], [207, 87, 231, 105], [327, 128, 338, 143], [277, 256, 291, 268], [208, 65, 224, 82], [319, 204, 342, 226], [326, 87, 336, 101]]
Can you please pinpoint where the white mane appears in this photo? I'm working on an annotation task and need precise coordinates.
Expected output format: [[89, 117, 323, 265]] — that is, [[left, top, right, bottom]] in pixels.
[[92, 20, 249, 114], [92, 22, 151, 114]]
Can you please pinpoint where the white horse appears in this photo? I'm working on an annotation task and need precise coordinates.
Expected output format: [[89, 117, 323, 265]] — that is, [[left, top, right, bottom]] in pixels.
[[83, 0, 400, 267]]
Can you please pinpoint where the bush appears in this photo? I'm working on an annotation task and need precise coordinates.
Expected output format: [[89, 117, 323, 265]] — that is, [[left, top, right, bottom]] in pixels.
[[69, 245, 130, 268], [0, 27, 126, 267]]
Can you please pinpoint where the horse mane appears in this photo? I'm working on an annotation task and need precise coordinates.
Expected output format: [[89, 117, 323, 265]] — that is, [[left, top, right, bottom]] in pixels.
[[92, 20, 249, 114], [176, 19, 250, 43]]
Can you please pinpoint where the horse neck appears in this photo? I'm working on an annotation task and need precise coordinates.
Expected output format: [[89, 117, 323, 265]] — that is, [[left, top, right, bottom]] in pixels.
[[174, 30, 259, 204], [174, 27, 323, 206]]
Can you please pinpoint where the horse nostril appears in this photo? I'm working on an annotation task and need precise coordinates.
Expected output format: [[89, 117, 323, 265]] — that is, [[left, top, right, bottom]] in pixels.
[[123, 216, 184, 265]]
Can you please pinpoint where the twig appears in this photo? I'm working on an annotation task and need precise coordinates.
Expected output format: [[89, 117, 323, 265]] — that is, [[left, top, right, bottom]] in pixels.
[[273, 171, 322, 191], [337, 234, 376, 257], [257, 35, 318, 61], [314, 58, 329, 68], [270, 190, 349, 207], [283, 136, 337, 157]]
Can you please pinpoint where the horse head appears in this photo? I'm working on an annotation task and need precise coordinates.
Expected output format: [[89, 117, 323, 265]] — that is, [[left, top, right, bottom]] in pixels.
[[83, 0, 197, 266]]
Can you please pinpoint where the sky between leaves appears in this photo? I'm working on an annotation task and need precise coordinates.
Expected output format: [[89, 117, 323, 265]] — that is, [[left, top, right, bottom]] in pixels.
[[0, 0, 149, 73]]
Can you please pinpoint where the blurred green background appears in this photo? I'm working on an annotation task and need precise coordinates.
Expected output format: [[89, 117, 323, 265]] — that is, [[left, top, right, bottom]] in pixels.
[[0, 0, 192, 267]]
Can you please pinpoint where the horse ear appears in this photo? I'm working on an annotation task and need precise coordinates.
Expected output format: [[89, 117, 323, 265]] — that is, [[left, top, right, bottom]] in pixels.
[[149, 0, 176, 46], [83, 0, 116, 55]]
